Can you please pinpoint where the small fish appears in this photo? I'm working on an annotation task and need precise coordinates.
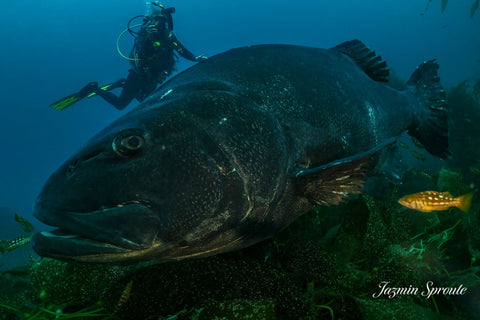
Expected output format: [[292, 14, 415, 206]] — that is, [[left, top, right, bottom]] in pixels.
[[399, 142, 409, 149], [410, 150, 426, 162], [410, 169, 433, 181], [114, 280, 133, 314], [398, 191, 473, 212], [0, 236, 31, 253], [14, 214, 35, 233], [411, 136, 424, 149]]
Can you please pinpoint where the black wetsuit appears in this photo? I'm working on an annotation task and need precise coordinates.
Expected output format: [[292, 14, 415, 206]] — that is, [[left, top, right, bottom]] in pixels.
[[94, 24, 198, 110]]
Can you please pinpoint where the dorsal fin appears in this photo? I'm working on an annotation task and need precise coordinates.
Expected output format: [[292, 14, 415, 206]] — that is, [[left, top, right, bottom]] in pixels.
[[332, 40, 390, 82]]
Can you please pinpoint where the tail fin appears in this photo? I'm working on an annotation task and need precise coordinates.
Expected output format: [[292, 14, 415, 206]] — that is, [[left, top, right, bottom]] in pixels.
[[457, 193, 473, 212], [406, 60, 450, 158]]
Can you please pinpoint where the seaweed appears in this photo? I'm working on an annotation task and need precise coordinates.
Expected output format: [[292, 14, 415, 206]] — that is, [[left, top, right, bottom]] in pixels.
[[441, 0, 448, 13], [422, 0, 479, 17], [0, 301, 116, 320], [471, 0, 479, 18], [446, 80, 480, 179], [473, 78, 480, 102]]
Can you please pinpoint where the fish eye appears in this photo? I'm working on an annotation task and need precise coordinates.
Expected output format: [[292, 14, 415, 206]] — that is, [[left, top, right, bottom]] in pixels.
[[113, 130, 147, 157], [122, 136, 143, 150]]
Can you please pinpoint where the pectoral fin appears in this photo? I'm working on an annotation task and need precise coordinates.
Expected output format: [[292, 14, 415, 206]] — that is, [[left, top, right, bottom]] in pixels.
[[294, 138, 396, 205]]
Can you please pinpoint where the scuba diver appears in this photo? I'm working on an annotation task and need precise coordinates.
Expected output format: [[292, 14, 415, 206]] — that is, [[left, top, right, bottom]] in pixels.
[[51, 2, 206, 111]]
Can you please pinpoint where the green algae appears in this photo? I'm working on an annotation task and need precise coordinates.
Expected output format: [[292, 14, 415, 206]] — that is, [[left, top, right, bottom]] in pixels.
[[447, 80, 480, 179]]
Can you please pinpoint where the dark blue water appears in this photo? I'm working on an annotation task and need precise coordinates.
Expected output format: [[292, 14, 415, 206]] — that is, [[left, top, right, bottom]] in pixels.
[[0, 0, 478, 266]]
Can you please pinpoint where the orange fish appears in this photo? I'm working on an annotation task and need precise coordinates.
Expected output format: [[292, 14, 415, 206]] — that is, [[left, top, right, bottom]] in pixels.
[[398, 191, 473, 212]]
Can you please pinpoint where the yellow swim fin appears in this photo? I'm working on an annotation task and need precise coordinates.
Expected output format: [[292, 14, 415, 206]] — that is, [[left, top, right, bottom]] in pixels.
[[50, 79, 125, 110], [50, 93, 82, 110], [50, 82, 99, 111]]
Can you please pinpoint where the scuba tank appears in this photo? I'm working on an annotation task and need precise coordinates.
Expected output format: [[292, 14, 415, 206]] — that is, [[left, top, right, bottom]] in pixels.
[[144, 1, 153, 16]]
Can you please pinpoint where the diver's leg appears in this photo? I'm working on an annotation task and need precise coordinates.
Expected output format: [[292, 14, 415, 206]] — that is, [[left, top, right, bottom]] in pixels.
[[94, 71, 141, 110], [135, 81, 158, 102], [78, 82, 99, 97], [93, 89, 128, 110], [133, 69, 168, 102]]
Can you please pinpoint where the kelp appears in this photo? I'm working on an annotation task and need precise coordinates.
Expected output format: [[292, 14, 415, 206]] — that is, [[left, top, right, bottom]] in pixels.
[[441, 0, 448, 13], [473, 77, 480, 102], [446, 80, 480, 176], [423, 0, 479, 17], [471, 0, 479, 18]]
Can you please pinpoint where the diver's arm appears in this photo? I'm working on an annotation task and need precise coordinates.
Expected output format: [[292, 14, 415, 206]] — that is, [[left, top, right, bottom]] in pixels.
[[169, 32, 205, 62]]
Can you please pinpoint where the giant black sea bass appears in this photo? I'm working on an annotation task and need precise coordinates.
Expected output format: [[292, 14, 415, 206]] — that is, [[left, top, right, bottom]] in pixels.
[[32, 40, 449, 263]]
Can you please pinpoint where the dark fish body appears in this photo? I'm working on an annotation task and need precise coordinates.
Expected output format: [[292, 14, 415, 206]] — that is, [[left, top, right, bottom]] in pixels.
[[32, 41, 449, 262]]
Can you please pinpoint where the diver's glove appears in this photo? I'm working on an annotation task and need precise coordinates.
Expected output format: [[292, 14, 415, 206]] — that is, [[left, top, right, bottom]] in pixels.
[[195, 55, 208, 62]]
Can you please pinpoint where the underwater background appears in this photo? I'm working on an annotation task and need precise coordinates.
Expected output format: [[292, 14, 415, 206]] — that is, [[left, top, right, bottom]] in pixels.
[[0, 0, 480, 319]]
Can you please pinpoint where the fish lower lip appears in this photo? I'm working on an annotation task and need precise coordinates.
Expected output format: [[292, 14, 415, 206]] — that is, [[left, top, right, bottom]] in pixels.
[[33, 202, 160, 255], [38, 228, 132, 245], [34, 201, 151, 226], [37, 229, 110, 245], [32, 229, 129, 260]]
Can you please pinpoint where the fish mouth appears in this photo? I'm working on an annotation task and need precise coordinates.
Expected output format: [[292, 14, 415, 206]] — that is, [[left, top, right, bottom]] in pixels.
[[32, 201, 164, 262]]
